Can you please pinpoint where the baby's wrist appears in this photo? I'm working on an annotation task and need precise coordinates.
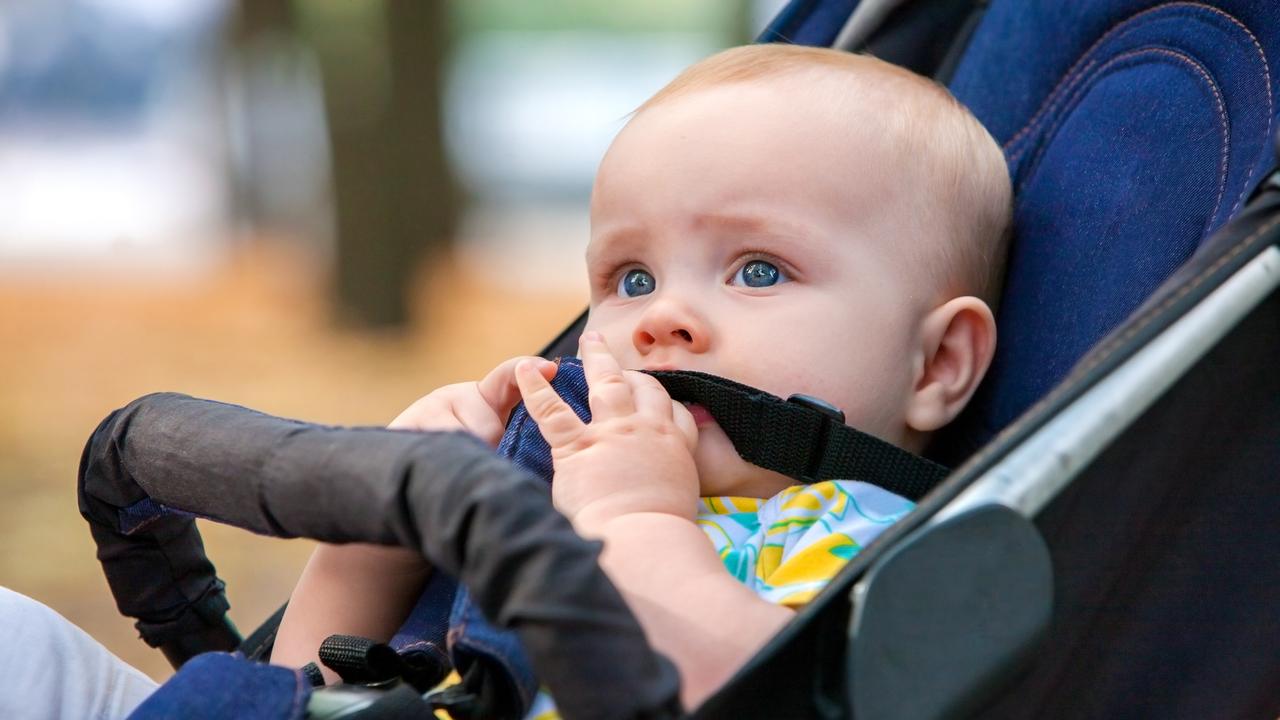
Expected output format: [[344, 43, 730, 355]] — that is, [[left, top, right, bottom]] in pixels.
[[567, 496, 695, 538]]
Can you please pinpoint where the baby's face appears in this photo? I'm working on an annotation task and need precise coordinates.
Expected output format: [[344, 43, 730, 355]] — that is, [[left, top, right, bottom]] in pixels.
[[584, 80, 938, 498]]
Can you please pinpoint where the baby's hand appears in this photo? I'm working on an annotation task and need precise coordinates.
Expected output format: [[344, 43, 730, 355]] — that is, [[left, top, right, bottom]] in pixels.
[[515, 332, 699, 530], [390, 356, 558, 447]]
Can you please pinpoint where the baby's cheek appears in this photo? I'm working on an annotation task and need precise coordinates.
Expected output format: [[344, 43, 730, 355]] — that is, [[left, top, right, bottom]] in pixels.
[[691, 425, 793, 498], [840, 372, 915, 441]]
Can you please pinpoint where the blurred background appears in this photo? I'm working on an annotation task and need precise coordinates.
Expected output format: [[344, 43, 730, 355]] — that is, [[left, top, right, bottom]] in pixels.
[[0, 0, 785, 681]]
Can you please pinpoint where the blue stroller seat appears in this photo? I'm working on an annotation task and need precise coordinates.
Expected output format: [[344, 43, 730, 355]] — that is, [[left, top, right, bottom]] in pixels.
[[944, 0, 1278, 453], [76, 1, 1280, 718]]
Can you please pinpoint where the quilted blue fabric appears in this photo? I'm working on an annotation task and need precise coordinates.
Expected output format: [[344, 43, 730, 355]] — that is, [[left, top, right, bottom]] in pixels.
[[950, 0, 1278, 444], [769, 0, 1280, 450]]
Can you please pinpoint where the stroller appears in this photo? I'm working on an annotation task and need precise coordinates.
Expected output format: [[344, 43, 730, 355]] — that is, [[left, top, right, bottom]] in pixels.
[[76, 0, 1280, 717]]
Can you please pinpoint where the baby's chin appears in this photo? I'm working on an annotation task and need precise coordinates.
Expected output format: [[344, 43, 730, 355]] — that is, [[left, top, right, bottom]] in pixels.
[[693, 421, 796, 499]]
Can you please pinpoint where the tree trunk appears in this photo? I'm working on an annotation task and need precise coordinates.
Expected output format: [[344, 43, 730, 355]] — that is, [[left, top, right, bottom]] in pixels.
[[311, 0, 457, 329]]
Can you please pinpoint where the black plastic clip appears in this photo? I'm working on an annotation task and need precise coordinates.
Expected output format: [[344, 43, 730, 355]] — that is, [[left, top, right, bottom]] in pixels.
[[787, 393, 845, 423]]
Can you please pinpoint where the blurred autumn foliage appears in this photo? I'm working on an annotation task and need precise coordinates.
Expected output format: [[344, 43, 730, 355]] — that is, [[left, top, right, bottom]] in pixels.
[[0, 242, 580, 679]]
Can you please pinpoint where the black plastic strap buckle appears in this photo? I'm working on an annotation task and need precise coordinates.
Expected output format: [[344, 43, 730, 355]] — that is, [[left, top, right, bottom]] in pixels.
[[787, 393, 845, 423], [787, 394, 845, 482], [318, 634, 405, 688]]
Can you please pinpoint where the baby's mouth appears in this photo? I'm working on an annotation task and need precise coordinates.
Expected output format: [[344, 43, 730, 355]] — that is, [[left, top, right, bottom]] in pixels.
[[681, 402, 716, 428]]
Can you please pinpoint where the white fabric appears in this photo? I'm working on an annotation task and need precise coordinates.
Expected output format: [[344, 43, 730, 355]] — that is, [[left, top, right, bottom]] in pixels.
[[0, 587, 158, 719]]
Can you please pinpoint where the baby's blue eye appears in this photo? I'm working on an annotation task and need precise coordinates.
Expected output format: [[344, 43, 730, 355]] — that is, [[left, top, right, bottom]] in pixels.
[[618, 268, 656, 297], [733, 260, 784, 288]]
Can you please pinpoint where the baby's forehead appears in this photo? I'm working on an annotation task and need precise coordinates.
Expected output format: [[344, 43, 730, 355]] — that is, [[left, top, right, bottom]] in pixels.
[[656, 65, 935, 129], [625, 78, 928, 183]]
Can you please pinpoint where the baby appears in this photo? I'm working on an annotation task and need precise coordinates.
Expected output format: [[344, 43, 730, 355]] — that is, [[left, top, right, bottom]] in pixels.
[[273, 43, 1012, 711]]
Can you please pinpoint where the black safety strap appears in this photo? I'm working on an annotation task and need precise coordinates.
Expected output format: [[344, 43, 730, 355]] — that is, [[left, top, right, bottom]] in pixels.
[[649, 370, 950, 501]]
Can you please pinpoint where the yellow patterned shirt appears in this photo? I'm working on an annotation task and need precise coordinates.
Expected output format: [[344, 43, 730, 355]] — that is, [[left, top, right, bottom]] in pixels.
[[696, 480, 914, 608], [518, 480, 913, 719]]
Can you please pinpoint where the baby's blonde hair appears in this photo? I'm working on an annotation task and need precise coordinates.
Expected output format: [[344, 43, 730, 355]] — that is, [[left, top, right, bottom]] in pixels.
[[636, 44, 1012, 304]]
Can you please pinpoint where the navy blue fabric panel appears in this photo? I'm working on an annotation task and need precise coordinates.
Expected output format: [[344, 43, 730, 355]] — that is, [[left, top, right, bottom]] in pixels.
[[986, 65, 1223, 425], [952, 1, 1277, 157], [128, 652, 310, 720], [760, 0, 860, 46], [387, 568, 454, 668], [118, 496, 194, 534], [448, 586, 539, 712], [495, 356, 590, 485], [946, 0, 1279, 438]]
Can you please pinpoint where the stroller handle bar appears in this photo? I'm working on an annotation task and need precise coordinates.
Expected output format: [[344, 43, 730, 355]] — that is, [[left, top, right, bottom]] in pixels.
[[77, 393, 682, 720]]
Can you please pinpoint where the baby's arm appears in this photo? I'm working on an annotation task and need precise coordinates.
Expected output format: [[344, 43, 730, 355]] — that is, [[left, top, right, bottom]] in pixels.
[[272, 357, 557, 682], [514, 337, 792, 708], [272, 543, 431, 683], [577, 512, 793, 707]]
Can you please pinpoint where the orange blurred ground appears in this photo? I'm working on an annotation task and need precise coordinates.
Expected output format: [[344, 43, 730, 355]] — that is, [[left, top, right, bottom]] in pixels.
[[0, 240, 584, 681]]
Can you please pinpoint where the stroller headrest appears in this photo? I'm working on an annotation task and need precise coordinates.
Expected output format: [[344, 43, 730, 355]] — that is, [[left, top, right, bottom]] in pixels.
[[935, 0, 1280, 457]]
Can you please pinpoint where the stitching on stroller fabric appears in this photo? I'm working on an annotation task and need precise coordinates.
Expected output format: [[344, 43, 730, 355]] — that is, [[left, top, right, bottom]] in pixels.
[[1014, 46, 1232, 234]]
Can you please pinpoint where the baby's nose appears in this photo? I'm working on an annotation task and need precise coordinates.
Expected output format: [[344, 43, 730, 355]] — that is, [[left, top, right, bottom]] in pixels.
[[632, 301, 709, 354], [635, 327, 692, 348]]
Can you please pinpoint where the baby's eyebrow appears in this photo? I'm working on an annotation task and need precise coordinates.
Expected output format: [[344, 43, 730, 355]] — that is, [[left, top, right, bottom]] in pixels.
[[585, 213, 814, 269], [691, 212, 811, 243], [585, 226, 647, 268]]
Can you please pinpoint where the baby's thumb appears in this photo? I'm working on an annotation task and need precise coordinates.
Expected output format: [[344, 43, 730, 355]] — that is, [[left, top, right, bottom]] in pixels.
[[479, 356, 558, 419]]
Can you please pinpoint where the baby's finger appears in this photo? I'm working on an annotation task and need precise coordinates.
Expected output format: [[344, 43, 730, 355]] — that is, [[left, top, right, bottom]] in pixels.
[[624, 370, 674, 419], [389, 394, 459, 432], [478, 356, 557, 420], [671, 400, 699, 453], [579, 332, 634, 418], [515, 358, 585, 448], [451, 395, 507, 447]]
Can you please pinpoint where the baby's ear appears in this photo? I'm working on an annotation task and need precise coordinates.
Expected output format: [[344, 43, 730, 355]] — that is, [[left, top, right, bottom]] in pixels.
[[904, 297, 997, 433]]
